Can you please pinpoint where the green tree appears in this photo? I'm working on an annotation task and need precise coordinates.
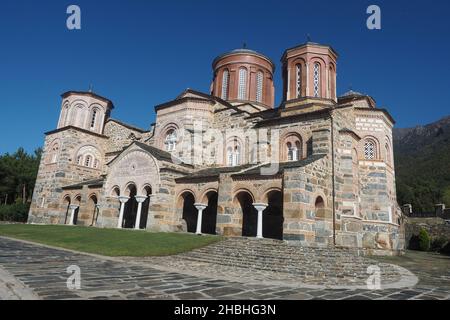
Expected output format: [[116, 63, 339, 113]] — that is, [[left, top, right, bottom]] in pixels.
[[0, 147, 41, 205]]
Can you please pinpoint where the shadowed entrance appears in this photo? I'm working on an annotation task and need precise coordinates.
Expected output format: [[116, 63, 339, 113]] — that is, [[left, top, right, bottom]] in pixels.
[[123, 184, 138, 229], [202, 191, 218, 235], [236, 191, 258, 237], [263, 190, 284, 240], [181, 192, 197, 233]]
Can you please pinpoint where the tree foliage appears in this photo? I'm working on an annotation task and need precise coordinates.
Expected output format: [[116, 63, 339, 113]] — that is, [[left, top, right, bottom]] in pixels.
[[394, 117, 450, 213], [0, 148, 41, 205]]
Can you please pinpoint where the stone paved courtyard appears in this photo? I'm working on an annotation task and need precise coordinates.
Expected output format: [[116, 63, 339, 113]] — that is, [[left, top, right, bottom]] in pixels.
[[0, 237, 449, 300]]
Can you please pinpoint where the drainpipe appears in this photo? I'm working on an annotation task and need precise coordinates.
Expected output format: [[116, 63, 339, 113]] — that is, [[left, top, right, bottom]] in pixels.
[[330, 111, 336, 247]]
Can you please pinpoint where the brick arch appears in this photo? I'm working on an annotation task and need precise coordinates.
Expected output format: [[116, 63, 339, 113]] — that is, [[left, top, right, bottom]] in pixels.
[[68, 99, 89, 128], [232, 187, 256, 204], [290, 57, 307, 99], [176, 189, 197, 208], [308, 57, 327, 98], [224, 135, 245, 166], [109, 185, 120, 197], [360, 135, 381, 160], [280, 129, 310, 161], [104, 148, 161, 198], [199, 188, 219, 204], [157, 122, 181, 151], [260, 186, 283, 203]]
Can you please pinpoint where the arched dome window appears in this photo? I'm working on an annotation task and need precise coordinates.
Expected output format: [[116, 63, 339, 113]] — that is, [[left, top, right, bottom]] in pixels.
[[313, 62, 321, 98], [221, 69, 229, 100], [238, 68, 248, 100], [165, 129, 177, 152], [364, 139, 377, 160], [256, 71, 264, 103], [296, 64, 302, 98]]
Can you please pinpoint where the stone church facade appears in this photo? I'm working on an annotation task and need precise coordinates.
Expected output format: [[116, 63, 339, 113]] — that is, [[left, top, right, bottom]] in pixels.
[[29, 42, 405, 254]]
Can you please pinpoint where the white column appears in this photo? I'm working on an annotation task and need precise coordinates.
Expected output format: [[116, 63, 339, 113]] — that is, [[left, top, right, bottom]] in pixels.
[[117, 196, 130, 229], [194, 203, 208, 235], [253, 203, 268, 239], [69, 205, 79, 225], [134, 196, 148, 230]]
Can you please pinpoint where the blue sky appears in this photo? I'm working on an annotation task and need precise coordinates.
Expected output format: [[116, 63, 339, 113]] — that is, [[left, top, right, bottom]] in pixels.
[[1, 0, 449, 153]]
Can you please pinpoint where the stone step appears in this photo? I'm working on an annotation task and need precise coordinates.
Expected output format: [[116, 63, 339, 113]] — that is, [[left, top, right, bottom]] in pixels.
[[166, 238, 383, 278]]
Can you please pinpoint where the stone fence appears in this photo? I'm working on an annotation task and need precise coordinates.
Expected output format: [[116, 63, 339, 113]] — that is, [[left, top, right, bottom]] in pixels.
[[401, 204, 450, 220], [401, 204, 450, 247]]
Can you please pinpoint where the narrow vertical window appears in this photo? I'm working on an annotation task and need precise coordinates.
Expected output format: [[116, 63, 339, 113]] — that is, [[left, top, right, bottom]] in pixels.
[[313, 63, 321, 98], [227, 147, 233, 166], [233, 146, 241, 166], [90, 109, 97, 129], [364, 140, 376, 160], [295, 141, 301, 161], [385, 144, 391, 165], [296, 64, 302, 98], [287, 142, 293, 161], [165, 130, 177, 152], [238, 68, 247, 100], [85, 155, 92, 167], [221, 69, 229, 100], [256, 71, 263, 103]]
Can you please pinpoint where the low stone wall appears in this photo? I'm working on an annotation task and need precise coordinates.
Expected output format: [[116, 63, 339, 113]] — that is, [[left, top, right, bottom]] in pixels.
[[405, 217, 450, 245]]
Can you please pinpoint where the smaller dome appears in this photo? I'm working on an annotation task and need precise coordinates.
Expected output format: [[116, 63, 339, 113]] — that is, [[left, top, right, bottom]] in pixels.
[[212, 48, 275, 70], [230, 48, 259, 54], [340, 90, 365, 98]]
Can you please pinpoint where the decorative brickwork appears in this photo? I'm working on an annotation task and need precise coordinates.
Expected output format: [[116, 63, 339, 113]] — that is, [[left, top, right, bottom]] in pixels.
[[29, 43, 404, 255]]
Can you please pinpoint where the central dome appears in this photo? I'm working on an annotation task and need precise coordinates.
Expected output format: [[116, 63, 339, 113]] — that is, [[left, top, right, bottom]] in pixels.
[[211, 48, 275, 108]]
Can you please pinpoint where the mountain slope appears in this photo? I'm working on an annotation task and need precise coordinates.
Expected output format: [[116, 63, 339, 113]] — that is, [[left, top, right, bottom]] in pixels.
[[394, 116, 450, 212]]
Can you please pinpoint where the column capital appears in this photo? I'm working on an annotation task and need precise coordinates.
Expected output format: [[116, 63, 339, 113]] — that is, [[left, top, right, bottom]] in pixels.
[[253, 203, 268, 211], [118, 196, 130, 204], [194, 203, 208, 211], [69, 204, 79, 210], [135, 195, 148, 203]]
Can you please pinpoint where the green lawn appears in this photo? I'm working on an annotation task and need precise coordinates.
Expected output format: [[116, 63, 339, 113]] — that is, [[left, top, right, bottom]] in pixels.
[[0, 224, 222, 257]]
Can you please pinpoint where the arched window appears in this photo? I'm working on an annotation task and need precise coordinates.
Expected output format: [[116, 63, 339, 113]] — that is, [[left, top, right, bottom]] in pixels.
[[296, 64, 302, 98], [287, 141, 301, 161], [90, 109, 98, 129], [238, 68, 248, 100], [283, 134, 302, 162], [221, 69, 229, 100], [165, 129, 177, 152], [313, 63, 321, 98], [364, 139, 377, 160], [227, 139, 241, 167], [315, 196, 325, 218], [48, 140, 60, 164], [75, 146, 101, 169], [256, 71, 263, 103]]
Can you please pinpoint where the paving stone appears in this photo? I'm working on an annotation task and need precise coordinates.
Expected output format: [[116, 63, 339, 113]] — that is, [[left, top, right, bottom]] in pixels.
[[0, 238, 449, 300]]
